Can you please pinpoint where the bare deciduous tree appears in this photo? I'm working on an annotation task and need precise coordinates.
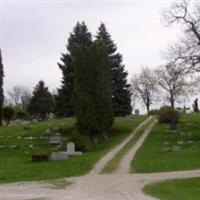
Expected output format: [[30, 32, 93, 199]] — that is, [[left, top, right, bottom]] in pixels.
[[7, 86, 31, 110], [131, 67, 158, 114], [156, 63, 192, 109], [162, 0, 200, 72]]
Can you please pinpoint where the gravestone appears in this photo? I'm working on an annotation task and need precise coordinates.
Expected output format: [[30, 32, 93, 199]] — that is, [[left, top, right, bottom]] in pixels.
[[66, 142, 82, 156], [162, 147, 170, 152], [32, 119, 38, 123], [172, 145, 180, 152], [177, 140, 184, 145], [22, 121, 30, 125], [45, 128, 51, 135], [10, 144, 20, 149], [0, 145, 6, 149], [49, 133, 62, 145], [188, 132, 193, 140], [188, 140, 194, 144], [179, 131, 184, 137], [50, 152, 68, 161], [163, 141, 170, 146], [135, 109, 140, 116]]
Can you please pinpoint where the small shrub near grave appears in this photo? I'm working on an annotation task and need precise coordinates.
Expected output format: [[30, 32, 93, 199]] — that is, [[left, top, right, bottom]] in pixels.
[[158, 106, 180, 124], [32, 153, 49, 162], [70, 130, 89, 152], [3, 106, 14, 125], [16, 111, 29, 120], [149, 109, 159, 116]]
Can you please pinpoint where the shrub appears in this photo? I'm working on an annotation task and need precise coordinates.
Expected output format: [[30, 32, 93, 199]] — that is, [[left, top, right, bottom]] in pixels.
[[70, 130, 89, 152], [32, 153, 49, 162], [149, 109, 160, 115], [3, 106, 14, 125], [158, 106, 180, 124], [16, 111, 26, 120]]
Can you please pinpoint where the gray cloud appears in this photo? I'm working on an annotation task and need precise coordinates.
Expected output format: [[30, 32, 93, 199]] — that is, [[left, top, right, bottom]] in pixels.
[[1, 0, 179, 95]]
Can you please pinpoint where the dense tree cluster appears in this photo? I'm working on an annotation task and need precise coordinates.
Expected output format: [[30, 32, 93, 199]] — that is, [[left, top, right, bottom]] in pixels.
[[0, 50, 4, 126], [56, 22, 132, 118], [28, 81, 54, 120], [96, 23, 132, 116], [55, 22, 92, 117]]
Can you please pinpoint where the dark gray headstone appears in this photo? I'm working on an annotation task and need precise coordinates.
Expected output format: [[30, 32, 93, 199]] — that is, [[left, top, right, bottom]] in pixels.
[[49, 134, 62, 145]]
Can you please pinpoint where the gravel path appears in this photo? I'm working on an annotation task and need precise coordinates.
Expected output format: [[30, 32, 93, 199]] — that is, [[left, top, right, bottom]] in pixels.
[[90, 116, 153, 174], [116, 119, 157, 174], [1, 117, 200, 200]]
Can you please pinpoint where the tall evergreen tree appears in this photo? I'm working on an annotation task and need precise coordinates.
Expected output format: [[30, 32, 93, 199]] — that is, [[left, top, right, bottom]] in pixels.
[[0, 49, 4, 126], [28, 81, 53, 120], [55, 22, 92, 117], [96, 23, 132, 116], [74, 41, 113, 147]]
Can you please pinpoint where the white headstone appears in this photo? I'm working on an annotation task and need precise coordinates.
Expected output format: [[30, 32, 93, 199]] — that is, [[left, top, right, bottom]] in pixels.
[[66, 142, 82, 156], [67, 143, 75, 154]]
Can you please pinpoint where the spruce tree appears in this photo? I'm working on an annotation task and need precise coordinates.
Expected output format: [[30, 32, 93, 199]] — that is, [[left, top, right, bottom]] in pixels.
[[28, 81, 53, 120], [0, 50, 4, 126], [74, 41, 113, 147], [96, 23, 132, 116], [55, 22, 92, 117]]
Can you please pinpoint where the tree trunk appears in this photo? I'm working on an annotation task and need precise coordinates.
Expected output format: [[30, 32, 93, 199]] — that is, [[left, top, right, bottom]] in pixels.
[[170, 93, 175, 110], [90, 133, 98, 148], [6, 120, 9, 126], [101, 131, 108, 142], [146, 104, 150, 115]]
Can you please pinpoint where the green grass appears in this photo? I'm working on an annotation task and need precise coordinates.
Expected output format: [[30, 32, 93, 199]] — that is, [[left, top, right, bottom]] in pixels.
[[102, 117, 154, 173], [132, 113, 200, 173], [0, 115, 147, 183], [144, 177, 200, 200]]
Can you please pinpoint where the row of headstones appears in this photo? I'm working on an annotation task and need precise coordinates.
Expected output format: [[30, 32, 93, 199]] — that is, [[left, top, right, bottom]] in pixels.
[[0, 135, 48, 140], [162, 131, 197, 152], [0, 144, 43, 149]]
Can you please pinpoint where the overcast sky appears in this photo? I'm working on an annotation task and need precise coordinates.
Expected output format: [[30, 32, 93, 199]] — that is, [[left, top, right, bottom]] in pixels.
[[1, 0, 180, 94]]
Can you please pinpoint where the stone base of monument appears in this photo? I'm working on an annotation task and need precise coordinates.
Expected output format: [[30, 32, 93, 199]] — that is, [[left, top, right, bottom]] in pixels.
[[50, 152, 68, 161], [66, 151, 83, 156]]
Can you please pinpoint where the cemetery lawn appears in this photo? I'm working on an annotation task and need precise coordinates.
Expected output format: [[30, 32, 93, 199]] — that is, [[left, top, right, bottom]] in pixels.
[[144, 177, 200, 200], [0, 115, 146, 183], [132, 113, 200, 173]]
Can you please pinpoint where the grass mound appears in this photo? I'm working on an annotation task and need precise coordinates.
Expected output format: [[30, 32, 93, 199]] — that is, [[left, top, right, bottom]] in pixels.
[[144, 177, 200, 200], [132, 113, 200, 173]]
